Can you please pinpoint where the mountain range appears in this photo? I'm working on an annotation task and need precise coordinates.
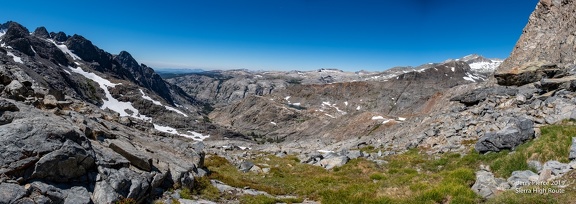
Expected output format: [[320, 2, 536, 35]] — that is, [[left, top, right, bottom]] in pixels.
[[2, 0, 576, 203]]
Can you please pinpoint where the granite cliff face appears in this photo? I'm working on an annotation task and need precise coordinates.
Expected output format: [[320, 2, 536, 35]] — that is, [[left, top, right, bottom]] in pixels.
[[496, 0, 576, 85]]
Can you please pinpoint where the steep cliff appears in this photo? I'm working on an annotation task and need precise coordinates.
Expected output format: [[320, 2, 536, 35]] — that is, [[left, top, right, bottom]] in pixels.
[[496, 0, 576, 85]]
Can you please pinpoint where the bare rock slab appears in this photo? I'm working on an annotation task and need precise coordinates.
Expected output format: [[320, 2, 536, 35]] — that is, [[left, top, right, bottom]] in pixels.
[[109, 139, 152, 171]]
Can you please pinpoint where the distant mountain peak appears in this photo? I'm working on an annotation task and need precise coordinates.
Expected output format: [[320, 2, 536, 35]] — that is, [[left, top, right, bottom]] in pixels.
[[32, 26, 50, 38]]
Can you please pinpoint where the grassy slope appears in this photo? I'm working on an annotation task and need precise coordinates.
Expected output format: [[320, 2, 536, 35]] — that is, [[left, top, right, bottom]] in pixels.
[[193, 124, 576, 204]]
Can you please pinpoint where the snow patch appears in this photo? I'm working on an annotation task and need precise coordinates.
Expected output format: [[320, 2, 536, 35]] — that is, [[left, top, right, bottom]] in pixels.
[[398, 117, 406, 121], [463, 72, 484, 82], [468, 60, 502, 72], [292, 102, 301, 106], [69, 66, 150, 121], [50, 40, 82, 61], [153, 124, 209, 141], [324, 114, 336, 118], [382, 119, 393, 124], [451, 67, 455, 72], [284, 96, 291, 101], [270, 122, 277, 125], [6, 52, 23, 64], [372, 116, 385, 120], [238, 146, 251, 150], [317, 150, 335, 154], [344, 101, 348, 106], [140, 89, 188, 117], [321, 101, 347, 115], [356, 106, 361, 111]]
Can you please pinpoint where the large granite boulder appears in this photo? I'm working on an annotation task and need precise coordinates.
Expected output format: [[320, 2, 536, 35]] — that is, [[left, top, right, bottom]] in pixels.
[[475, 117, 534, 153]]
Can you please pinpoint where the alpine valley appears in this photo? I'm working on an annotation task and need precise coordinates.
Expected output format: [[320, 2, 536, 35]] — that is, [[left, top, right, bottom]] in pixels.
[[2, 0, 576, 203]]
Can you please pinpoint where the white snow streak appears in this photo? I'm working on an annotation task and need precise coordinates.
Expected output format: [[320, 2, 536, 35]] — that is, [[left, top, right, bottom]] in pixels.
[[372, 116, 385, 120], [463, 72, 484, 82], [49, 40, 82, 61], [324, 114, 336, 118], [139, 89, 188, 117], [69, 66, 150, 121], [153, 124, 209, 141], [468, 60, 502, 72], [6, 52, 23, 64]]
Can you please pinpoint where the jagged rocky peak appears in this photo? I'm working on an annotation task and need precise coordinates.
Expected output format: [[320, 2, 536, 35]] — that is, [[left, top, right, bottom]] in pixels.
[[1, 21, 37, 56], [2, 21, 31, 41], [495, 0, 576, 85], [32, 26, 50, 38], [65, 34, 99, 61], [116, 50, 139, 69], [50, 31, 69, 42], [0, 21, 10, 34]]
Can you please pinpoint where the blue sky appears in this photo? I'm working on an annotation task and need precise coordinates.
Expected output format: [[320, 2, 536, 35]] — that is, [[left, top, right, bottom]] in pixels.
[[1, 0, 538, 71]]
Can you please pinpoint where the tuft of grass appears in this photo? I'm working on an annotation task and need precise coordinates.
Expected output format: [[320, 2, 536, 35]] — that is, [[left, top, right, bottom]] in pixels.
[[179, 188, 192, 199], [240, 195, 303, 204], [170, 199, 181, 204], [191, 176, 221, 200], [359, 145, 376, 153], [370, 173, 385, 180], [115, 198, 136, 204]]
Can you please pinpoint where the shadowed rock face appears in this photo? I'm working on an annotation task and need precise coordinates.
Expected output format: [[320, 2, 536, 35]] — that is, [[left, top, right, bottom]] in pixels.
[[32, 27, 50, 38], [496, 0, 576, 84]]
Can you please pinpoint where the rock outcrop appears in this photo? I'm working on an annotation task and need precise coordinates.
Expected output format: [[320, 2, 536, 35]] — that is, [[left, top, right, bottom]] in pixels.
[[475, 117, 535, 153], [0, 21, 220, 203], [496, 0, 576, 85]]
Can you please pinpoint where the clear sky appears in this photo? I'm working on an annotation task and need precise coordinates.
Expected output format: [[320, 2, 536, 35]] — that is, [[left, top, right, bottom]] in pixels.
[[1, 0, 539, 71]]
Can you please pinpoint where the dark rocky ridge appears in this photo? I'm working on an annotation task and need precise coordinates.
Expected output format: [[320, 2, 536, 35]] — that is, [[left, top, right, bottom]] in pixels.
[[0, 21, 249, 203]]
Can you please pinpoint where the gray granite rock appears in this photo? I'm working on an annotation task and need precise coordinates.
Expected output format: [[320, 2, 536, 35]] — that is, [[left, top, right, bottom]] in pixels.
[[475, 117, 534, 153], [471, 170, 498, 198], [508, 170, 538, 189]]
